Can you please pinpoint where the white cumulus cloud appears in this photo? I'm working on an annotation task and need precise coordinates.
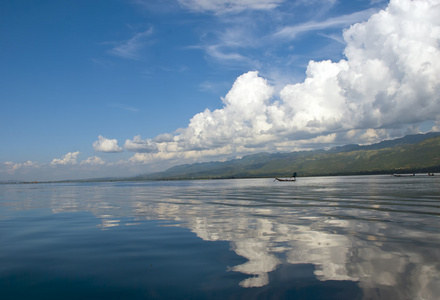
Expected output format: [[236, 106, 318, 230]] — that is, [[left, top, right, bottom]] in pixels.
[[125, 0, 440, 164], [3, 161, 41, 173], [124, 135, 158, 153], [80, 156, 106, 166], [51, 151, 80, 166], [93, 135, 123, 153]]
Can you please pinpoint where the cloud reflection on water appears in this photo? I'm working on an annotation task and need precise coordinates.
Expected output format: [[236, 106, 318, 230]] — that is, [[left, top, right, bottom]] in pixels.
[[3, 176, 440, 299]]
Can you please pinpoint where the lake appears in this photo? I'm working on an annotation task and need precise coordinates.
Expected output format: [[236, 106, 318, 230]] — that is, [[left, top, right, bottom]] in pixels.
[[1, 175, 439, 299]]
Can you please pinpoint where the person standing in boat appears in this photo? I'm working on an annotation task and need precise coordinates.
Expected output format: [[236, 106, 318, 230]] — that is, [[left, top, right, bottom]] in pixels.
[[293, 172, 297, 179]]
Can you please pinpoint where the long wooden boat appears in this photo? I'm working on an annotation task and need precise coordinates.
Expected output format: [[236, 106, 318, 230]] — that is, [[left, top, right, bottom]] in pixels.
[[275, 178, 296, 182], [392, 174, 415, 177]]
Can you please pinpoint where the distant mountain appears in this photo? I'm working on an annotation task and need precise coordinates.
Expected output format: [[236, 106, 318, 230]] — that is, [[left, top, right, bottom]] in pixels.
[[327, 132, 440, 153], [132, 132, 440, 180], [0, 179, 23, 184]]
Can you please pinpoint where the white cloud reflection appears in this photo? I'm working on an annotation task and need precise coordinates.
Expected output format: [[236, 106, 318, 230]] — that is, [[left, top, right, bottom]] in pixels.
[[37, 177, 440, 298]]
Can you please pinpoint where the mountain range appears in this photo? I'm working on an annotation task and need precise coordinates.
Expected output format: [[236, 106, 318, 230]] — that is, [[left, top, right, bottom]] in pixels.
[[132, 132, 440, 180]]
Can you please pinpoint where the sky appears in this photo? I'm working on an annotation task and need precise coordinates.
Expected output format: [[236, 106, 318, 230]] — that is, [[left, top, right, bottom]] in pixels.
[[1, 0, 440, 181]]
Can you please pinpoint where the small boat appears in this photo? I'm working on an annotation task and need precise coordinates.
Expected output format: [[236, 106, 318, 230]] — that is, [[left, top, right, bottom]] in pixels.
[[275, 178, 296, 182]]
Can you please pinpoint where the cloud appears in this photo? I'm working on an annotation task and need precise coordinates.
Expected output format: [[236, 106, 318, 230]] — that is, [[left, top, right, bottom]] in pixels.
[[124, 135, 159, 153], [109, 27, 154, 60], [93, 135, 123, 153], [1, 153, 145, 181], [51, 152, 80, 166], [187, 0, 372, 75], [274, 9, 377, 39], [125, 0, 440, 164], [3, 161, 41, 173], [193, 26, 261, 68], [206, 45, 249, 63], [177, 0, 285, 14], [80, 156, 106, 166]]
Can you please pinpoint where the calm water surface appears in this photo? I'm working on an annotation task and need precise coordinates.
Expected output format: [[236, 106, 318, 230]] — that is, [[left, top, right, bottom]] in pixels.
[[1, 175, 439, 299]]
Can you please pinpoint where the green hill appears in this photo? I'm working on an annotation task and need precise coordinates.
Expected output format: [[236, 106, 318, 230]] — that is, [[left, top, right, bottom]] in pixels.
[[134, 133, 440, 180]]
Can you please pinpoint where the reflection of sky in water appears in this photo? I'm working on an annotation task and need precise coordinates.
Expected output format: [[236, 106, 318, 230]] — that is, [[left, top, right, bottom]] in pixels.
[[1, 176, 440, 299]]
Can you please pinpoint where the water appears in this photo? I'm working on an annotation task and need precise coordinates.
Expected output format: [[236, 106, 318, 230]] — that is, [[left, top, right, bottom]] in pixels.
[[1, 175, 439, 299]]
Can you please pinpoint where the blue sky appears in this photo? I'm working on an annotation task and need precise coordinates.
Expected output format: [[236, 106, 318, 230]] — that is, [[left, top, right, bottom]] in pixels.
[[1, 0, 440, 181]]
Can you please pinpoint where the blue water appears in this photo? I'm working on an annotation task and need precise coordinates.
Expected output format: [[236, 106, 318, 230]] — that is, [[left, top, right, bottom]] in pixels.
[[1, 175, 440, 299]]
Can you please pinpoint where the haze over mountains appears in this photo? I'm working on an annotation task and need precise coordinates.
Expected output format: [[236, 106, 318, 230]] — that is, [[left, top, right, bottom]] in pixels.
[[4, 132, 438, 183], [132, 132, 440, 180]]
